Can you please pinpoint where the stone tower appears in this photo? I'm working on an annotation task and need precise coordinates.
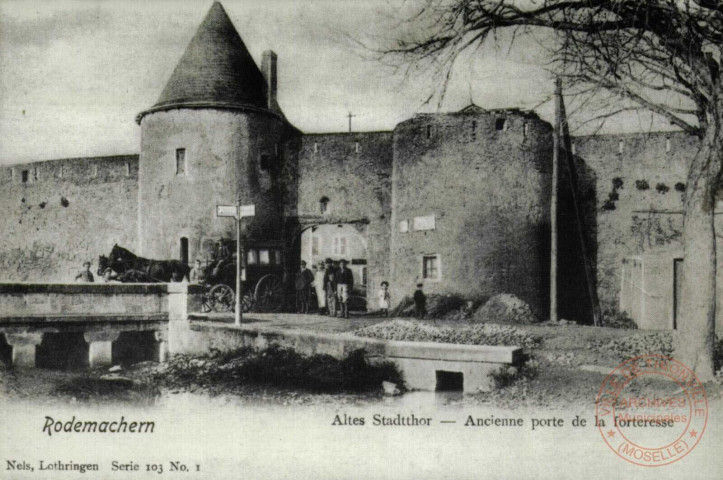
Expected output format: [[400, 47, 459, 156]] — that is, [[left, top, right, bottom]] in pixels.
[[136, 2, 292, 262]]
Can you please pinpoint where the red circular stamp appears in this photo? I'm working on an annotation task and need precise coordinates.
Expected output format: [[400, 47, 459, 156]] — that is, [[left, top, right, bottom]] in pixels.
[[595, 354, 708, 467]]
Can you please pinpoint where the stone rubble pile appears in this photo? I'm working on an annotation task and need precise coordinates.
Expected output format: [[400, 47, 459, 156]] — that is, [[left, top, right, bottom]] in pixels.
[[353, 319, 542, 349], [587, 332, 673, 359], [473, 294, 539, 325]]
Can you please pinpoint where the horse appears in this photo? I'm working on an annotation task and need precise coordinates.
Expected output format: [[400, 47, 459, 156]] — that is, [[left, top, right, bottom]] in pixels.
[[105, 244, 190, 283]]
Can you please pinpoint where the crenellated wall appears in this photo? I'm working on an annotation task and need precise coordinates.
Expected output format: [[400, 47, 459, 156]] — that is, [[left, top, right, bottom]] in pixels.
[[0, 155, 139, 282]]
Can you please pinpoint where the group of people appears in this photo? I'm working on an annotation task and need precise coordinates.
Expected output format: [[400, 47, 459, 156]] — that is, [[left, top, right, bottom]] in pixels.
[[295, 258, 355, 318]]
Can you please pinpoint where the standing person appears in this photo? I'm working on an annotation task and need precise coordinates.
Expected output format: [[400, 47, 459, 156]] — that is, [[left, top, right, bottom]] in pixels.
[[295, 261, 314, 314], [189, 259, 207, 284], [378, 281, 391, 317], [74, 261, 94, 283], [313, 261, 327, 315], [413, 283, 426, 319], [336, 259, 354, 319], [326, 268, 338, 318]]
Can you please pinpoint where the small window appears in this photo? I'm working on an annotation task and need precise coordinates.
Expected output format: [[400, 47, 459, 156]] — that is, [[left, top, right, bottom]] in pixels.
[[312, 236, 319, 255], [399, 220, 409, 233], [333, 236, 347, 256], [21, 170, 29, 183], [34, 167, 39, 181], [274, 250, 283, 265], [426, 125, 432, 139], [260, 154, 271, 171], [320, 196, 330, 215], [495, 118, 506, 131], [423, 255, 440, 280], [523, 123, 529, 137], [176, 148, 186, 175], [247, 249, 258, 265], [126, 162, 131, 176], [259, 249, 270, 265]]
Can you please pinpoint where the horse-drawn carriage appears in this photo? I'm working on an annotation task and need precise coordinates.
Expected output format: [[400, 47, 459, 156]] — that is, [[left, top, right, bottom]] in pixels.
[[198, 239, 286, 313], [98, 242, 286, 313]]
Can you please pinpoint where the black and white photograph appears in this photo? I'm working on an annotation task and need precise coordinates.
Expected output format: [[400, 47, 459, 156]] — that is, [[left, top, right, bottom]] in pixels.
[[0, 1, 721, 478]]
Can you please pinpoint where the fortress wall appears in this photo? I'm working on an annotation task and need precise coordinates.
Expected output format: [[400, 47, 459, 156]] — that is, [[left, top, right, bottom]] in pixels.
[[138, 109, 288, 263], [296, 132, 393, 303], [0, 155, 139, 282], [391, 112, 553, 316]]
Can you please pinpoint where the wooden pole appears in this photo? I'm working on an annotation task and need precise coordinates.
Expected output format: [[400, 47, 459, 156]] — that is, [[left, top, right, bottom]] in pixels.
[[235, 202, 242, 326], [550, 78, 561, 323]]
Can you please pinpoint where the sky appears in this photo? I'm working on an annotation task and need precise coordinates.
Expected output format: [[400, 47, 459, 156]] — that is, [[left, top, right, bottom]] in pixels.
[[0, 0, 672, 165]]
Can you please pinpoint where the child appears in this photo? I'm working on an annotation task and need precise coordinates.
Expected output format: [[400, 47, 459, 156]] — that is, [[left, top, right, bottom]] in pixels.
[[413, 283, 426, 319], [378, 281, 390, 317]]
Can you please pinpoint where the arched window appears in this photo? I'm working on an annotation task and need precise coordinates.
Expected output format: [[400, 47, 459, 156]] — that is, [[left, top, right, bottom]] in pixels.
[[319, 196, 330, 215]]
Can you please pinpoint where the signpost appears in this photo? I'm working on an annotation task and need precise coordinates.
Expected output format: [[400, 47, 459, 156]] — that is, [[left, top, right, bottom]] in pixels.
[[216, 203, 255, 326]]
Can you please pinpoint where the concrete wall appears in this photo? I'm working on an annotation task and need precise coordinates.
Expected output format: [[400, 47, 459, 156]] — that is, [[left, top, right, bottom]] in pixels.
[[295, 132, 393, 301], [391, 111, 553, 315], [138, 109, 289, 262], [0, 155, 139, 282]]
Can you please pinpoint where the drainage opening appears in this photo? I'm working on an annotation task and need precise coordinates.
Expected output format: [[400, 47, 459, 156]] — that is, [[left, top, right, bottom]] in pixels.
[[436, 370, 463, 391]]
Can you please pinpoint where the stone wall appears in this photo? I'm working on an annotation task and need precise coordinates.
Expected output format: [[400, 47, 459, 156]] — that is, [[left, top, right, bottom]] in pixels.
[[0, 155, 139, 282], [138, 109, 290, 263], [574, 131, 723, 329], [295, 132, 393, 303], [391, 111, 553, 316]]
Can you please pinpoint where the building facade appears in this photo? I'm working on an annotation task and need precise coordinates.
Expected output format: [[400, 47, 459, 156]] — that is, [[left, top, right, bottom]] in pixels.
[[1, 2, 720, 329]]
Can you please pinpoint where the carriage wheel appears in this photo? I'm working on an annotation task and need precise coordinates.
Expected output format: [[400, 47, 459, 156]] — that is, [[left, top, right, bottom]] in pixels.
[[209, 284, 235, 312], [241, 290, 255, 313], [254, 274, 284, 313], [201, 291, 215, 313]]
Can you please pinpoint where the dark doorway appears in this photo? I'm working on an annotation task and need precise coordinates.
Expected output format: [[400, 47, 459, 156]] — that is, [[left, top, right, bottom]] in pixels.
[[180, 237, 189, 264], [673, 258, 684, 330], [436, 370, 464, 391], [36, 333, 89, 370], [0, 334, 12, 365]]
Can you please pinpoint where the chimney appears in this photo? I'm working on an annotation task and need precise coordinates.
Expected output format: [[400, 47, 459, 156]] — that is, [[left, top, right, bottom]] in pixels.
[[261, 50, 277, 111]]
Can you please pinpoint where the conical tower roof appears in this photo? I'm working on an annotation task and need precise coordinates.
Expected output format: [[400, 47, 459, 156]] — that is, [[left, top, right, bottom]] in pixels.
[[138, 2, 269, 122]]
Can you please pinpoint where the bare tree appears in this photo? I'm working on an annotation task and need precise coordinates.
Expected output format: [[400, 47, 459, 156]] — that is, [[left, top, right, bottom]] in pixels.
[[380, 0, 723, 380]]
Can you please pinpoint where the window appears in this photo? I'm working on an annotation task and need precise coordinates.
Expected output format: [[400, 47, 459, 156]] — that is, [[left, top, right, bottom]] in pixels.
[[259, 249, 270, 265], [274, 250, 283, 265], [126, 162, 131, 176], [320, 196, 330, 215], [333, 236, 347, 255], [21, 170, 29, 183], [471, 121, 476, 141], [413, 215, 436, 231], [247, 249, 258, 265], [312, 236, 319, 255], [523, 123, 528, 137], [426, 125, 432, 139], [423, 255, 440, 280], [399, 220, 409, 233], [33, 167, 39, 181], [495, 118, 506, 131], [176, 148, 186, 175], [260, 154, 271, 171], [180, 237, 189, 264]]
